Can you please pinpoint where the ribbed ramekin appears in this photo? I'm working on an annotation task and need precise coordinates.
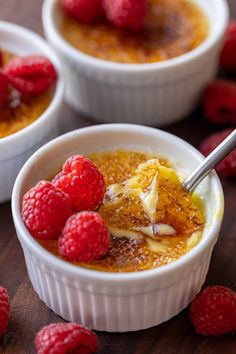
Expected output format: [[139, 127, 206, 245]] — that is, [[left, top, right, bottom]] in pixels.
[[42, 0, 228, 126], [0, 21, 64, 203], [12, 124, 224, 332]]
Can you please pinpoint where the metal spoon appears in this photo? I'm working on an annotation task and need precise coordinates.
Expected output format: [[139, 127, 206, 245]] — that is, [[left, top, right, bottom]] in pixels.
[[182, 129, 236, 193]]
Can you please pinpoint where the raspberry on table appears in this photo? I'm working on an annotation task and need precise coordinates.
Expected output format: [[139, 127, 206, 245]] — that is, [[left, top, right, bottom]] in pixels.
[[21, 180, 73, 239], [103, 0, 147, 31], [220, 21, 236, 72], [4, 55, 58, 95], [35, 322, 99, 354], [0, 287, 10, 338], [203, 80, 236, 125], [59, 211, 111, 262], [52, 155, 106, 212], [61, 0, 104, 23], [0, 71, 8, 106], [190, 286, 236, 336], [200, 128, 236, 178]]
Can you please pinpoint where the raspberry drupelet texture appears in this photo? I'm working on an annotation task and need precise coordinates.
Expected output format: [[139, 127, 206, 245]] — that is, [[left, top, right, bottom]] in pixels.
[[59, 211, 111, 262], [61, 0, 104, 23], [103, 0, 147, 31], [203, 80, 236, 125], [0, 71, 8, 106], [4, 55, 57, 95], [220, 21, 236, 72], [21, 180, 73, 239], [52, 155, 106, 212], [190, 286, 236, 336], [0, 287, 10, 338], [35, 322, 99, 354], [200, 128, 236, 178]]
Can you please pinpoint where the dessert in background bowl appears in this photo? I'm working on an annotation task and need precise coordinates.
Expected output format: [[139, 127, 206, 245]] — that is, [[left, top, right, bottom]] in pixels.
[[0, 21, 64, 203], [59, 0, 209, 64], [43, 0, 228, 125], [0, 52, 57, 138], [12, 124, 224, 332]]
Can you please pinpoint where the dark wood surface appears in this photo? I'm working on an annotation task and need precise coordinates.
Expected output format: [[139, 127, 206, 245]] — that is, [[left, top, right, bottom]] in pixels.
[[0, 1, 236, 353]]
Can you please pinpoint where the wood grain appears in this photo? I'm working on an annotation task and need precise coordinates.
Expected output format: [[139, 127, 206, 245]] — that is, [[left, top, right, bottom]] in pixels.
[[0, 1, 236, 353]]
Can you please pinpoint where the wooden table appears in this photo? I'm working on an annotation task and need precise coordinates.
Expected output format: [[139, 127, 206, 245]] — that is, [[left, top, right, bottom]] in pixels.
[[0, 1, 236, 353]]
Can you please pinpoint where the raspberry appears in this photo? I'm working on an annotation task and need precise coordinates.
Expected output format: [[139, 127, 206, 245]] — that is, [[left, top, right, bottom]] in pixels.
[[190, 286, 236, 336], [220, 21, 236, 72], [4, 55, 57, 95], [200, 128, 236, 178], [103, 0, 147, 31], [21, 180, 73, 239], [203, 80, 236, 125], [35, 323, 99, 354], [61, 0, 104, 23], [0, 71, 8, 106], [0, 287, 10, 338], [52, 155, 106, 212], [59, 211, 111, 262]]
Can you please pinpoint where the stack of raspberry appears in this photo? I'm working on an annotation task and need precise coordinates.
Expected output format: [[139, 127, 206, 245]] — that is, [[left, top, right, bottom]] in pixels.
[[0, 54, 57, 106], [21, 154, 111, 263], [61, 0, 147, 31]]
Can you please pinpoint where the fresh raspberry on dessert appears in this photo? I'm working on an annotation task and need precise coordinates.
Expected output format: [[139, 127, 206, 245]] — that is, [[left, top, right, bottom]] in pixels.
[[0, 71, 8, 106], [0, 287, 10, 338], [21, 180, 73, 239], [103, 0, 147, 31], [190, 286, 236, 336], [200, 128, 236, 177], [220, 21, 236, 72], [35, 322, 99, 354], [52, 155, 106, 212], [4, 55, 57, 95], [203, 80, 236, 125], [61, 0, 104, 23], [59, 211, 111, 262]]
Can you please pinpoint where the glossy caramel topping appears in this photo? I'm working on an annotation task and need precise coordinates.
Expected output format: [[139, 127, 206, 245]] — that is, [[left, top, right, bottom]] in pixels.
[[99, 158, 203, 238], [59, 0, 209, 64], [39, 150, 205, 273], [0, 52, 54, 138]]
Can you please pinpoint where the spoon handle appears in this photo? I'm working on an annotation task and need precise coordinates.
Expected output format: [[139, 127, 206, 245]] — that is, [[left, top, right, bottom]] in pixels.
[[182, 129, 236, 193]]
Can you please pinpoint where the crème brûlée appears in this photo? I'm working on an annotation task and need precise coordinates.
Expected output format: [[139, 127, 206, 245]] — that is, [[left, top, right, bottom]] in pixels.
[[39, 150, 205, 273], [59, 0, 209, 64], [0, 52, 54, 139]]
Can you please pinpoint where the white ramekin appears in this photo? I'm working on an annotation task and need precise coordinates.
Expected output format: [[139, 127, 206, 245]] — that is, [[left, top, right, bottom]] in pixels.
[[0, 21, 64, 203], [42, 0, 228, 126], [12, 124, 224, 332]]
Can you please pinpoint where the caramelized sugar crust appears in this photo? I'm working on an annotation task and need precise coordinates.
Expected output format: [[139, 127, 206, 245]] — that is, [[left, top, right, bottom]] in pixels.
[[59, 0, 209, 64], [0, 52, 54, 138], [39, 150, 205, 272]]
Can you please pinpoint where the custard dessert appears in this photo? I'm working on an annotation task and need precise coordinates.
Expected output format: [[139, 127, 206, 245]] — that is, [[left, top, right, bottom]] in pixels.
[[39, 150, 205, 272], [0, 51, 56, 138], [59, 0, 209, 64]]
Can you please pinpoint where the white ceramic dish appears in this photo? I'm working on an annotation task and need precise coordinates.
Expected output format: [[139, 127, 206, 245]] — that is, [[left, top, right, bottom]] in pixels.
[[42, 0, 228, 126], [12, 124, 224, 332], [0, 21, 64, 203]]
